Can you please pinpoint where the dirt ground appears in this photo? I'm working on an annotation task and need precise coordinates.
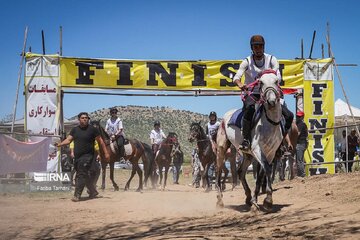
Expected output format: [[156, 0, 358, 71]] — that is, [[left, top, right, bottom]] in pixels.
[[1, 169, 360, 240]]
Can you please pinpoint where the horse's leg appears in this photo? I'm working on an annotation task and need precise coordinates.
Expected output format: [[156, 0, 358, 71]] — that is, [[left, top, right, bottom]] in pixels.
[[109, 161, 119, 191], [229, 146, 237, 190], [203, 163, 211, 192], [263, 160, 274, 212], [221, 162, 229, 191], [163, 164, 169, 191], [101, 161, 107, 190], [289, 155, 295, 180], [158, 164, 164, 189], [271, 158, 277, 184], [238, 155, 252, 206], [279, 156, 286, 181], [215, 146, 226, 207], [251, 161, 264, 210], [134, 162, 143, 192], [125, 165, 136, 191]]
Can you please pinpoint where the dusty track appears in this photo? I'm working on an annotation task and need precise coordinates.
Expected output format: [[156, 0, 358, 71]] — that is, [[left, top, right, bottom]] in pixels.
[[1, 171, 360, 239]]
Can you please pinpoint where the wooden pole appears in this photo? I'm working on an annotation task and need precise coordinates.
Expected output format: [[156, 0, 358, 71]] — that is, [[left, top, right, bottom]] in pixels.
[[11, 26, 28, 135], [42, 30, 46, 55], [60, 26, 63, 56], [301, 38, 304, 59], [309, 30, 316, 59], [327, 22, 331, 57]]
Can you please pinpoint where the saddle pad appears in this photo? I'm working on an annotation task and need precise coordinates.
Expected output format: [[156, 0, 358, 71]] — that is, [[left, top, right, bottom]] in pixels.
[[124, 143, 132, 156], [228, 109, 243, 128]]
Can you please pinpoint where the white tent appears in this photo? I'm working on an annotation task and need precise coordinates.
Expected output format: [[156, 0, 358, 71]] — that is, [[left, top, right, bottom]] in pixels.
[[335, 98, 360, 118]]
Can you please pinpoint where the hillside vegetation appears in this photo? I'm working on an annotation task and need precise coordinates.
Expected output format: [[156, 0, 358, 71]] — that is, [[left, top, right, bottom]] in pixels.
[[84, 105, 211, 162]]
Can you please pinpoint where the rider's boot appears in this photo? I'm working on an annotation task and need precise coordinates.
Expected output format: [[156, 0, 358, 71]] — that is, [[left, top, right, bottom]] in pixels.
[[239, 119, 251, 151]]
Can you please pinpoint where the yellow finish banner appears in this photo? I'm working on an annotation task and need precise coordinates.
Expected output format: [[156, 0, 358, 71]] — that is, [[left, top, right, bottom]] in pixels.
[[303, 59, 335, 175], [60, 57, 307, 90]]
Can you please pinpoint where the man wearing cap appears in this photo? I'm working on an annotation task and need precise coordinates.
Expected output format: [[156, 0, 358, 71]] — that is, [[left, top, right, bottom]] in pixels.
[[56, 112, 110, 201], [296, 111, 308, 177], [233, 35, 293, 151]]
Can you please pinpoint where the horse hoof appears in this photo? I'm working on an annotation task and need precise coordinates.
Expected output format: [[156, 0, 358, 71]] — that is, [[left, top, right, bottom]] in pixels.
[[216, 200, 224, 208], [114, 186, 120, 191], [136, 188, 142, 192], [263, 199, 273, 212]]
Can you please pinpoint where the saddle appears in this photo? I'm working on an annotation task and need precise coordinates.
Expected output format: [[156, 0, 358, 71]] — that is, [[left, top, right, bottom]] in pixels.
[[228, 106, 286, 136]]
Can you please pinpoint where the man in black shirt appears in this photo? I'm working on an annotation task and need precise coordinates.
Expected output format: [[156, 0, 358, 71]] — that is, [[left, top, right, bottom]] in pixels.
[[56, 112, 110, 201], [347, 129, 359, 172], [296, 111, 308, 177]]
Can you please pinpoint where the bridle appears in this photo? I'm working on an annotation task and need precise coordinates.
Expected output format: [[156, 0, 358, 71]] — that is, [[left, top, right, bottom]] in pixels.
[[258, 70, 282, 125]]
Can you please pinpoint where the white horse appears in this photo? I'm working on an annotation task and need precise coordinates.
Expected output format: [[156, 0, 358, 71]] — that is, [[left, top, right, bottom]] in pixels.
[[216, 69, 283, 211]]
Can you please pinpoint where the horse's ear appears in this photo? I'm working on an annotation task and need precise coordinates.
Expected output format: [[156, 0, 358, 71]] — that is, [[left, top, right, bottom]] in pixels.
[[198, 120, 201, 125]]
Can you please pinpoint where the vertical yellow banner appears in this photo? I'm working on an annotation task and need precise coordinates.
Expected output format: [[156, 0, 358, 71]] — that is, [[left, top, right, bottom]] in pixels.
[[303, 59, 335, 175]]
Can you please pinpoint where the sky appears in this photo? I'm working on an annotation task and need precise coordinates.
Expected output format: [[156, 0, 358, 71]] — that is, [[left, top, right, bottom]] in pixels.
[[1, 0, 359, 121]]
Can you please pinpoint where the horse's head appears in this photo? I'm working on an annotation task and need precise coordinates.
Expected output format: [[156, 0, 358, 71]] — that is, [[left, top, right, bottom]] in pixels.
[[188, 121, 203, 143], [166, 132, 178, 145], [90, 120, 109, 139], [258, 69, 282, 109]]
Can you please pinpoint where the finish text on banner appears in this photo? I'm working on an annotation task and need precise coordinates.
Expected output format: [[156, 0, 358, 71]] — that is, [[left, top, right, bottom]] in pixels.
[[303, 59, 335, 175], [60, 58, 305, 90]]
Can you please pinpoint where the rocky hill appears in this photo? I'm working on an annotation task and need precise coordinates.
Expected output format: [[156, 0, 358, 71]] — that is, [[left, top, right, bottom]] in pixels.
[[83, 105, 211, 162]]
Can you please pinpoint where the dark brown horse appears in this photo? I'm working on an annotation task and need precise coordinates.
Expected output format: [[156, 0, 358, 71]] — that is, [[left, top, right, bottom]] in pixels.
[[155, 132, 178, 190], [188, 122, 231, 192], [91, 120, 149, 192]]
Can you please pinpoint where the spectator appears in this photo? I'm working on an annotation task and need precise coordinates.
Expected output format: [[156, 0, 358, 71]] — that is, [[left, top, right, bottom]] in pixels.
[[295, 111, 308, 177], [347, 129, 359, 172]]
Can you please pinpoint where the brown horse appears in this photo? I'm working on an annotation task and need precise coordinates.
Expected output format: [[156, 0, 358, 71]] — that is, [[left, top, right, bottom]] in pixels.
[[91, 120, 149, 192], [155, 132, 178, 190], [188, 122, 231, 192]]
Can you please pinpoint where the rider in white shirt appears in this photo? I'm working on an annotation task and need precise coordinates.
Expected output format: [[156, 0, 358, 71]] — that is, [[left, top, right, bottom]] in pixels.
[[205, 111, 220, 153], [105, 107, 125, 157], [150, 120, 167, 154], [233, 35, 293, 151]]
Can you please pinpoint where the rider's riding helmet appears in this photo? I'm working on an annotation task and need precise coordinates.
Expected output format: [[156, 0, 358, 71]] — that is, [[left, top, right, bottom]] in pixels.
[[110, 107, 118, 114], [250, 35, 265, 48], [154, 120, 161, 127], [209, 111, 217, 119]]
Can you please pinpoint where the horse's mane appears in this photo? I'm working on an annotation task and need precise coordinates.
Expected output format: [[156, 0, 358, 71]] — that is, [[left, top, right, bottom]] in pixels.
[[91, 120, 110, 140]]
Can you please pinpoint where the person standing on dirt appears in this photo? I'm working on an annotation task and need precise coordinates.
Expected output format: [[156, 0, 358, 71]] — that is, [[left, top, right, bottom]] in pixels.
[[56, 112, 110, 202], [347, 129, 359, 172], [105, 107, 125, 159], [295, 111, 308, 177], [150, 120, 166, 155]]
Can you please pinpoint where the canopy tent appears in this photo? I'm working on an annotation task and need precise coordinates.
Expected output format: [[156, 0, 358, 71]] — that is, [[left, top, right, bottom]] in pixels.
[[335, 98, 360, 126]]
